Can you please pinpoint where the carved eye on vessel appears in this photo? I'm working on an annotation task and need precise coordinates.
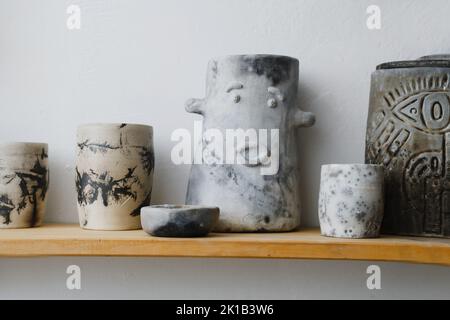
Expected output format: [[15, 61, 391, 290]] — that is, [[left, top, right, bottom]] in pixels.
[[226, 82, 244, 104], [392, 92, 450, 133], [267, 98, 277, 108], [267, 87, 285, 109]]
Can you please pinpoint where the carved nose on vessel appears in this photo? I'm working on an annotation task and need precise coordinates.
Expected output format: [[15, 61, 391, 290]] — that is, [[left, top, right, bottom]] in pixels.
[[294, 110, 316, 127], [185, 98, 205, 115]]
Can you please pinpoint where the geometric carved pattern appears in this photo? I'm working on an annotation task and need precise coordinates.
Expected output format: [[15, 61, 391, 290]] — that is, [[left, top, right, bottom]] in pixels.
[[366, 73, 450, 237]]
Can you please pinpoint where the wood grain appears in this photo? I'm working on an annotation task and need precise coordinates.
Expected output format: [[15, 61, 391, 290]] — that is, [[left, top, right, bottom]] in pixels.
[[0, 224, 449, 266]]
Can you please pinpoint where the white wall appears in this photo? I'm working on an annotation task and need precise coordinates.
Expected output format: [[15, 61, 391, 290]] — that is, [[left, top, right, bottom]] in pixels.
[[0, 0, 449, 299]]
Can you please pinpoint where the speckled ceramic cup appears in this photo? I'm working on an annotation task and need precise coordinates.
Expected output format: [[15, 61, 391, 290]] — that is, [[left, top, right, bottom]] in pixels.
[[318, 164, 385, 238], [0, 142, 49, 228]]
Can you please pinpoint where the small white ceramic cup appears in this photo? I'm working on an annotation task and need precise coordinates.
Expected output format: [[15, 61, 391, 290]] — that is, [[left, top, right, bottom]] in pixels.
[[318, 164, 384, 238], [0, 142, 49, 228]]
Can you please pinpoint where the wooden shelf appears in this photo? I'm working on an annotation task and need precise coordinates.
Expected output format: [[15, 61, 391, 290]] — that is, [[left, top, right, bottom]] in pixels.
[[0, 224, 449, 266]]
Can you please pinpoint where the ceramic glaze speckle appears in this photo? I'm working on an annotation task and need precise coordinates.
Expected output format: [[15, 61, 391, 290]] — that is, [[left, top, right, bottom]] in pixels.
[[185, 55, 315, 232], [0, 143, 49, 228], [141, 205, 220, 237], [318, 164, 384, 238], [76, 123, 154, 230]]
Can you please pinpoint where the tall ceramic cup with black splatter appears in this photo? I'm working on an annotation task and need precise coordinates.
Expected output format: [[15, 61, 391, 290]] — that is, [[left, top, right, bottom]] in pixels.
[[0, 142, 49, 228], [76, 124, 154, 230]]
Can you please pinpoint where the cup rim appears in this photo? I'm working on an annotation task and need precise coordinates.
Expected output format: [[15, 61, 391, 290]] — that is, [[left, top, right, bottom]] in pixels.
[[321, 163, 384, 169], [142, 204, 220, 212], [211, 54, 299, 64], [77, 123, 153, 130], [0, 142, 48, 148]]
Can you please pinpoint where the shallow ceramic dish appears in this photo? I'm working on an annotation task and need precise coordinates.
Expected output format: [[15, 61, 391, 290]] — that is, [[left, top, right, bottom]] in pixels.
[[141, 205, 220, 237]]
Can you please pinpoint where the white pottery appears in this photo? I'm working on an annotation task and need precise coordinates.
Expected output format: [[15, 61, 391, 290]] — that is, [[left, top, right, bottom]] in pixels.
[[0, 142, 49, 228], [318, 164, 384, 238], [185, 54, 315, 232], [76, 123, 154, 230]]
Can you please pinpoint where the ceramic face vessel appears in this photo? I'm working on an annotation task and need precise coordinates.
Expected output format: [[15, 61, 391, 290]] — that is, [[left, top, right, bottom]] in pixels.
[[76, 123, 154, 230], [318, 164, 384, 238], [366, 55, 450, 237], [0, 142, 49, 228], [141, 205, 220, 237], [185, 55, 315, 232]]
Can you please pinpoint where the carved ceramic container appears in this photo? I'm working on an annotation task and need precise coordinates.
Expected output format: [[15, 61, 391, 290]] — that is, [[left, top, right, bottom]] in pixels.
[[366, 55, 450, 237], [318, 164, 384, 238], [185, 55, 315, 232], [76, 123, 154, 230], [0, 142, 49, 228]]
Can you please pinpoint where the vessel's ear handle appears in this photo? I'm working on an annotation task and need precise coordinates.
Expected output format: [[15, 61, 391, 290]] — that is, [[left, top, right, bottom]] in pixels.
[[294, 109, 315, 127], [185, 98, 205, 115]]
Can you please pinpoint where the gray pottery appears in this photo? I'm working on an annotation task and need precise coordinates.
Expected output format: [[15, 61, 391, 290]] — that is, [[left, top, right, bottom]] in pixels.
[[76, 123, 154, 230], [141, 205, 220, 237], [366, 55, 450, 237], [185, 54, 315, 232], [0, 142, 49, 228], [318, 164, 384, 238]]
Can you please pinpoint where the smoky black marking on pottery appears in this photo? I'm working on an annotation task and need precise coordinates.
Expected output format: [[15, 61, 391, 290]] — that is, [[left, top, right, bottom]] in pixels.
[[77, 140, 121, 154], [119, 123, 127, 128], [130, 191, 151, 217], [4, 157, 49, 226], [139, 147, 154, 176], [210, 60, 219, 81], [78, 139, 154, 176], [240, 56, 293, 85], [75, 167, 140, 207], [40, 148, 48, 160], [147, 208, 218, 238], [152, 221, 210, 238], [0, 194, 15, 225], [366, 73, 450, 237]]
